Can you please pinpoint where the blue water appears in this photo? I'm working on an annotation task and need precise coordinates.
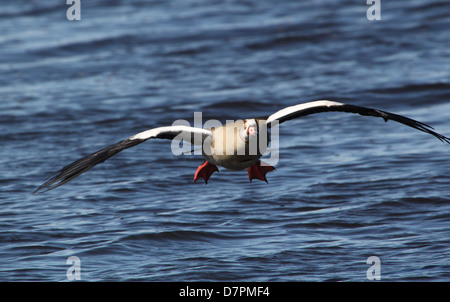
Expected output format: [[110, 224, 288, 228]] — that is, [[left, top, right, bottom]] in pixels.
[[1, 0, 450, 281]]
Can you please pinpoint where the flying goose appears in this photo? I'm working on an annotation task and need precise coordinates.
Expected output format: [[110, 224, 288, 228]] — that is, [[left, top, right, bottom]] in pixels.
[[33, 100, 449, 193]]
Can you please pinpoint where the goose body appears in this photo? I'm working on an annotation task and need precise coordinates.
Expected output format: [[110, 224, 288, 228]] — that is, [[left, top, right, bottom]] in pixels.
[[204, 119, 268, 170], [34, 100, 449, 193]]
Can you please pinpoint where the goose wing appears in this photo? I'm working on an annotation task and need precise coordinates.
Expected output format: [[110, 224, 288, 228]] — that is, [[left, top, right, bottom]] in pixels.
[[34, 126, 212, 193], [265, 100, 449, 143]]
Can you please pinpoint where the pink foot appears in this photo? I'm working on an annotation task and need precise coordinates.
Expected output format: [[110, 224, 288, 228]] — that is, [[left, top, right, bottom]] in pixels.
[[194, 161, 219, 184], [247, 161, 275, 183]]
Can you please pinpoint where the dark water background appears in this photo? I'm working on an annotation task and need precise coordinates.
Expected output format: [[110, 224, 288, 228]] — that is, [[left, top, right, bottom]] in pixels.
[[1, 0, 449, 281]]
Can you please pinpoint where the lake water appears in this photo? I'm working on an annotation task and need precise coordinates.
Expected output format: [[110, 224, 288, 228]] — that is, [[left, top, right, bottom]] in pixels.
[[1, 0, 450, 281]]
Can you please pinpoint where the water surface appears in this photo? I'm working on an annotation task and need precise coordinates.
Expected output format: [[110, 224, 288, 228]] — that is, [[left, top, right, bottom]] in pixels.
[[1, 0, 449, 281]]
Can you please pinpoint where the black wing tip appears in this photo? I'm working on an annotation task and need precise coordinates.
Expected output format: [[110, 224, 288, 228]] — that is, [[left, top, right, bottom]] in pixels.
[[32, 171, 63, 194], [438, 134, 450, 144], [407, 118, 450, 144], [32, 137, 146, 194], [32, 165, 88, 194], [32, 186, 47, 195], [427, 131, 450, 144], [362, 107, 449, 144], [32, 175, 73, 194]]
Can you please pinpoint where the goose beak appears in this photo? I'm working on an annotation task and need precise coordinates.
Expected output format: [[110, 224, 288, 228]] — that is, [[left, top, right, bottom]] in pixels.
[[248, 126, 257, 137]]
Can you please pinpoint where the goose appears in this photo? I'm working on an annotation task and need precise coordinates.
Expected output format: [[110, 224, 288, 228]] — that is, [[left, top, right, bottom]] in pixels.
[[33, 100, 449, 193]]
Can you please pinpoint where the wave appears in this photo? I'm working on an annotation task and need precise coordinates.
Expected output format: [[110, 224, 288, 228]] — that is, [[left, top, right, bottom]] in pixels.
[[119, 230, 235, 242]]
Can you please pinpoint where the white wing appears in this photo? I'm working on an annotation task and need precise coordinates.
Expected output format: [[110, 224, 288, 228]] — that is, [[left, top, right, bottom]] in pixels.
[[267, 100, 344, 124], [130, 125, 212, 145]]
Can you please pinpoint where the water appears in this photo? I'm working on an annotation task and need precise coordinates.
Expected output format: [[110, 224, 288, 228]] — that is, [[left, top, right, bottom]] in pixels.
[[1, 0, 450, 282]]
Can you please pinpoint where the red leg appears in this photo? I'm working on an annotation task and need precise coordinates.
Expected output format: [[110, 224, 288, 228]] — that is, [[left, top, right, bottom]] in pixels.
[[247, 161, 275, 183], [194, 161, 219, 184]]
